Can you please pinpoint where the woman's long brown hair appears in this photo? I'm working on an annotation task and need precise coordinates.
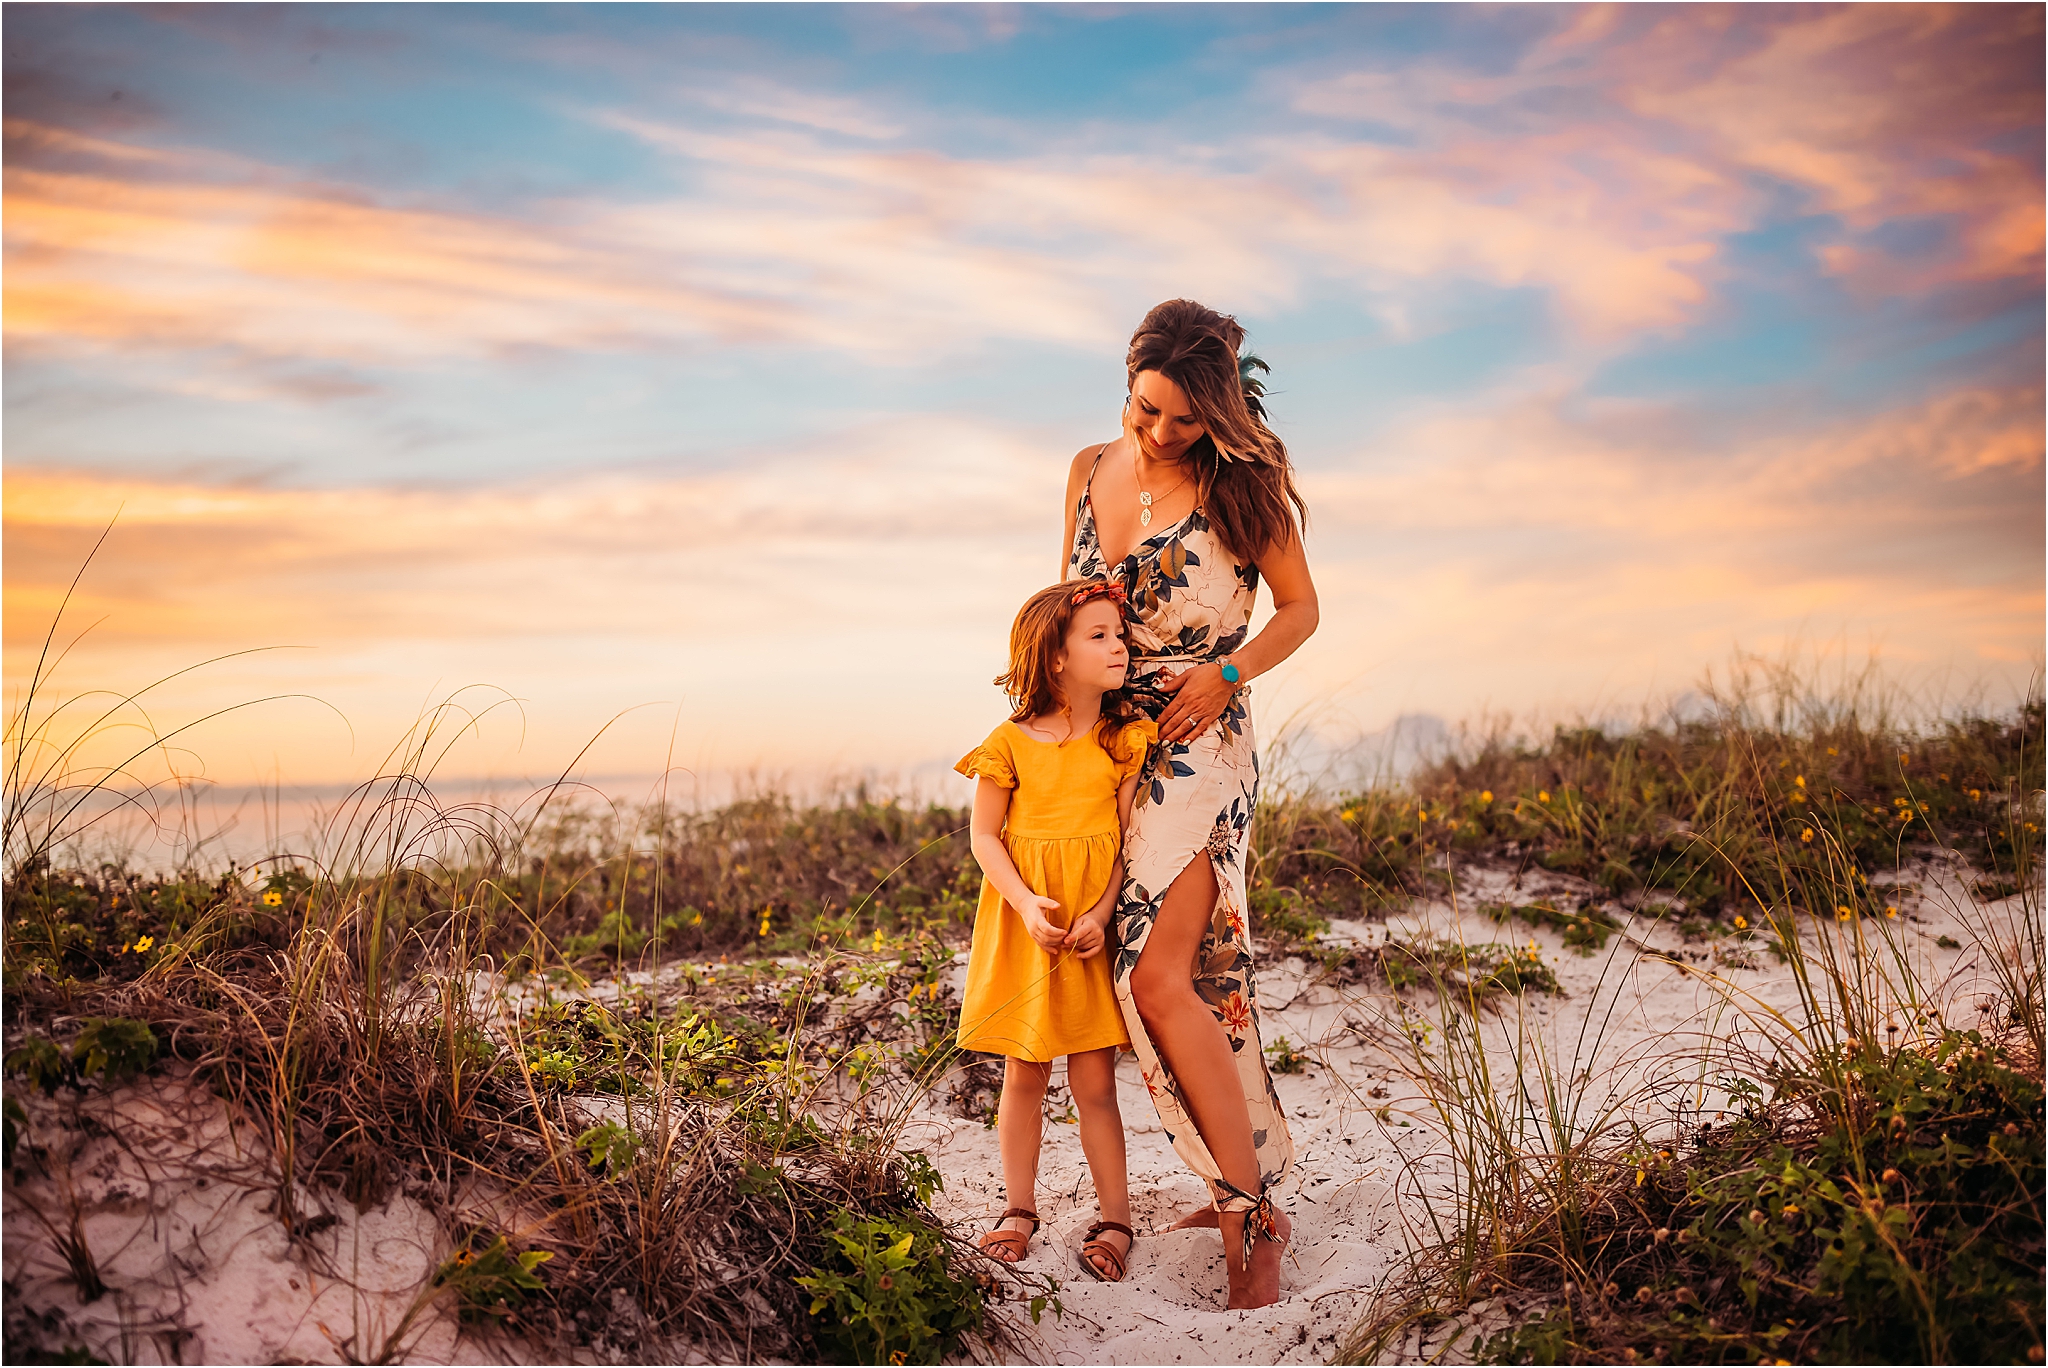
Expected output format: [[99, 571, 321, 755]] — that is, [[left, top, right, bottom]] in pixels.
[[1126, 298, 1308, 564], [995, 581, 1145, 758]]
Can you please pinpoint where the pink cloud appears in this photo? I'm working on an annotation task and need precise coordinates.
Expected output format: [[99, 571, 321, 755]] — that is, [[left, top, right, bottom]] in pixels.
[[20, 6, 2034, 380], [1291, 6, 2042, 302]]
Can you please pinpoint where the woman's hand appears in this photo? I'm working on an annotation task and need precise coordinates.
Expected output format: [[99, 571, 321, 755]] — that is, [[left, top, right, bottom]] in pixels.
[[1014, 894, 1068, 953], [1156, 662, 1239, 744], [1065, 910, 1110, 960]]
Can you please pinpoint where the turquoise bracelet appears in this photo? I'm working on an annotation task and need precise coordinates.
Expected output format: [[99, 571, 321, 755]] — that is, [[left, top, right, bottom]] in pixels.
[[1220, 659, 1242, 684]]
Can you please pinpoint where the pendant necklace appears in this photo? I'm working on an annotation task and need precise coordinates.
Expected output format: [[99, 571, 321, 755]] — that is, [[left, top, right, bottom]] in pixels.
[[1131, 440, 1189, 529]]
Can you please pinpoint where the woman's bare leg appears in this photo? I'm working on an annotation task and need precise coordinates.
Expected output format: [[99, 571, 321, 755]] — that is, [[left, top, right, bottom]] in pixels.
[[1129, 855, 1288, 1307], [991, 1056, 1052, 1260], [1066, 1047, 1131, 1277]]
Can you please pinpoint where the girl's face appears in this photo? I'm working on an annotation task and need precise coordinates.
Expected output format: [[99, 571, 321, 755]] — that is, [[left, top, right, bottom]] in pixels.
[[1053, 599, 1129, 699], [1127, 368, 1205, 466]]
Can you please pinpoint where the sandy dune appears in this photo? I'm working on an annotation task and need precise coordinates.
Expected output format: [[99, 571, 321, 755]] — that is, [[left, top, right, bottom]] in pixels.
[[3, 855, 2003, 1364]]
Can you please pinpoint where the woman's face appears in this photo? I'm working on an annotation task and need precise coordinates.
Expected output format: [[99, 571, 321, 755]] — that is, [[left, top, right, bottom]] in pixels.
[[1126, 369, 1205, 466]]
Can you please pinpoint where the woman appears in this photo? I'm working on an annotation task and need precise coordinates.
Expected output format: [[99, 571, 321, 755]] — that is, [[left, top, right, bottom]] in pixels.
[[1060, 299, 1318, 1309]]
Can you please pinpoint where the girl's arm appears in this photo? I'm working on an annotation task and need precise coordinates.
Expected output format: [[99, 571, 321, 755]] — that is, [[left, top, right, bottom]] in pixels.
[[1066, 772, 1142, 960], [969, 775, 1068, 953]]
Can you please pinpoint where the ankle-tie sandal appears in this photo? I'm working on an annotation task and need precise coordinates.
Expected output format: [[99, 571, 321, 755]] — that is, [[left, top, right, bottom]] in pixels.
[[1078, 1220, 1134, 1282], [977, 1207, 1039, 1261]]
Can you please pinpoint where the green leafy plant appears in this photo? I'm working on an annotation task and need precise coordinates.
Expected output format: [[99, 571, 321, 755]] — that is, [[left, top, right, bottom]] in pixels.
[[795, 1211, 984, 1365], [573, 1121, 642, 1177], [897, 1149, 944, 1205], [70, 1018, 155, 1084], [433, 1235, 552, 1323], [1265, 1035, 1310, 1074], [6, 1036, 66, 1094]]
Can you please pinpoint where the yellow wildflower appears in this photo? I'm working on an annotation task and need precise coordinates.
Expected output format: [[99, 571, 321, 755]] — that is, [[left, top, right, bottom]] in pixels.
[[1341, 808, 1358, 822], [1480, 791, 1493, 805], [261, 889, 284, 907], [1835, 905, 1854, 921], [1539, 790, 1551, 803], [1885, 905, 1898, 918], [1734, 915, 1749, 930], [134, 935, 154, 953], [1800, 828, 1813, 842], [758, 909, 772, 937], [1827, 747, 1838, 756], [1794, 774, 1805, 787]]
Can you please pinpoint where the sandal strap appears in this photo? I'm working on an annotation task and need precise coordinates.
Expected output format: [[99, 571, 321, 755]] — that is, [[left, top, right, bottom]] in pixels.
[[1081, 1226, 1130, 1281], [995, 1207, 1040, 1231], [1082, 1220, 1134, 1241]]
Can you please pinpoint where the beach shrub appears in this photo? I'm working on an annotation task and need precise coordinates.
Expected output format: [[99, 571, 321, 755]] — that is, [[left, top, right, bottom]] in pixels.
[[434, 1235, 552, 1324], [6, 1037, 65, 1094], [795, 1210, 984, 1366], [1475, 1030, 2044, 1365], [70, 1018, 156, 1085], [573, 1121, 642, 1177], [1266, 1036, 1310, 1074]]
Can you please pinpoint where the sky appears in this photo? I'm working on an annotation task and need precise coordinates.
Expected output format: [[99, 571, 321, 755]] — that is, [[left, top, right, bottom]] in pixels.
[[4, 3, 2043, 819]]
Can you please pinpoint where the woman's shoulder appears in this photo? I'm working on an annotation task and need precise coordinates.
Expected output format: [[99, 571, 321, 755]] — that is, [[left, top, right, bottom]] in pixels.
[[1066, 440, 1113, 493]]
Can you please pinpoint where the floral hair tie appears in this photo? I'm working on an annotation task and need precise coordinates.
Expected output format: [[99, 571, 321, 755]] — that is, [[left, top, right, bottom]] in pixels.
[[1069, 581, 1127, 608]]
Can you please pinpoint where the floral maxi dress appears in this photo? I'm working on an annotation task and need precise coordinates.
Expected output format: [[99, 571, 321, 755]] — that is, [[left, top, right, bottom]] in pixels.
[[1067, 455, 1296, 1226]]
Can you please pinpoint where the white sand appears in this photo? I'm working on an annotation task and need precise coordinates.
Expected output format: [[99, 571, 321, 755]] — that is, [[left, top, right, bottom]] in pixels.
[[918, 853, 2002, 1365], [3, 853, 2009, 1364]]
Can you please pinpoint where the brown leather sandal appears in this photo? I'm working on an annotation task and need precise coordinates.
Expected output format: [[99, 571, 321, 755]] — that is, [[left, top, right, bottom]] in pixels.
[[1078, 1220, 1134, 1282], [978, 1207, 1039, 1262]]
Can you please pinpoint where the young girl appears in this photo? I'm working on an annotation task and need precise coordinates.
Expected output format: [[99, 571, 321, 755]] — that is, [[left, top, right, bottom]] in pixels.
[[955, 579, 1156, 1283]]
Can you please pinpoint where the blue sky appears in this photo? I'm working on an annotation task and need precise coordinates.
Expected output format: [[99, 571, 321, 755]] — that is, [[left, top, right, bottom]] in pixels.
[[5, 3, 2041, 799]]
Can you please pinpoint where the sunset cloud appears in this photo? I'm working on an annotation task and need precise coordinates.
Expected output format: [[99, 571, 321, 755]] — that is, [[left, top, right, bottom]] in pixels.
[[10, 9, 2036, 375], [9, 375, 2037, 783], [2, 5, 2038, 802]]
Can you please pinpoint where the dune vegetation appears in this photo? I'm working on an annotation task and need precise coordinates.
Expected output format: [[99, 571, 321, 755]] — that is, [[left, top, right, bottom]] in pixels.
[[4, 626, 2040, 1363]]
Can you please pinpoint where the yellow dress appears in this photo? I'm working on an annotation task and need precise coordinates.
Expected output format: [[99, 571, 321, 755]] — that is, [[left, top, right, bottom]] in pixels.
[[954, 719, 1155, 1062]]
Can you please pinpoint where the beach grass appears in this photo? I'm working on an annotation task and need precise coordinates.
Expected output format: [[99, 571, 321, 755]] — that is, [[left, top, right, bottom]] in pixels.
[[6, 600, 2040, 1363], [1334, 674, 2044, 1366]]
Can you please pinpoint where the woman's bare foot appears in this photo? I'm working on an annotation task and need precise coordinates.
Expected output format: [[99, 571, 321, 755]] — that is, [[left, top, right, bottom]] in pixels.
[[1218, 1208, 1291, 1309]]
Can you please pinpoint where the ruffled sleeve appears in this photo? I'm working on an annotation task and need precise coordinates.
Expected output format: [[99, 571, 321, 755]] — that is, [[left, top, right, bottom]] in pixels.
[[955, 726, 1017, 789], [1108, 719, 1158, 783]]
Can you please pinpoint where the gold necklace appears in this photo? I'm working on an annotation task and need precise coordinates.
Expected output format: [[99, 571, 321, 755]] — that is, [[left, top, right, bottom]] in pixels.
[[1131, 440, 1190, 528]]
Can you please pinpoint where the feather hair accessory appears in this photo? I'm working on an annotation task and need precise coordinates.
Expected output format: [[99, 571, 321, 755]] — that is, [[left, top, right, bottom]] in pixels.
[[1209, 352, 1276, 465]]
